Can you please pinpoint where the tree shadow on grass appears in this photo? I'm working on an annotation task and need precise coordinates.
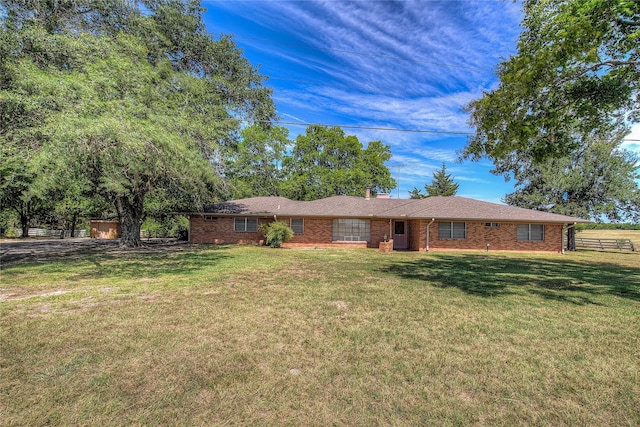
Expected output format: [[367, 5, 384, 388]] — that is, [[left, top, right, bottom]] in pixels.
[[2, 242, 235, 281], [82, 247, 233, 280], [379, 253, 640, 304]]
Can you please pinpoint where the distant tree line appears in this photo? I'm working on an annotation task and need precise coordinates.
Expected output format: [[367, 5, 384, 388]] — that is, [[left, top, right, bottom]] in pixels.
[[576, 223, 640, 231]]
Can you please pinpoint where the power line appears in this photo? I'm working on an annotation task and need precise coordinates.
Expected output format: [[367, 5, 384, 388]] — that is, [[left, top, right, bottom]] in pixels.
[[250, 120, 473, 135], [249, 119, 640, 141]]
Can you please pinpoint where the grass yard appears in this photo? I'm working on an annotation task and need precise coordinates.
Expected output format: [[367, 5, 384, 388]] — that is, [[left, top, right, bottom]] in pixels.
[[1, 244, 639, 426]]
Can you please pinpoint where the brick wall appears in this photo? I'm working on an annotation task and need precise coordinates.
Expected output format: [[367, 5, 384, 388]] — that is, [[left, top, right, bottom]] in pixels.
[[190, 215, 389, 248], [424, 221, 563, 253], [190, 215, 565, 253], [281, 217, 389, 248], [189, 216, 270, 244], [409, 219, 427, 251], [371, 219, 390, 248]]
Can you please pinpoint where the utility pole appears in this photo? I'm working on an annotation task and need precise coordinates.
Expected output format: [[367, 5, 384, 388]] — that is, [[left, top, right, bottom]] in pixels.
[[390, 163, 406, 198]]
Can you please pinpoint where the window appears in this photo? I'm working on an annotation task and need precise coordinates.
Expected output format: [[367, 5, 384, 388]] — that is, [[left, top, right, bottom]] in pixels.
[[290, 218, 304, 234], [332, 219, 370, 242], [517, 224, 544, 241], [203, 215, 217, 221], [485, 222, 500, 228], [394, 221, 405, 235], [438, 222, 466, 239], [234, 217, 258, 232]]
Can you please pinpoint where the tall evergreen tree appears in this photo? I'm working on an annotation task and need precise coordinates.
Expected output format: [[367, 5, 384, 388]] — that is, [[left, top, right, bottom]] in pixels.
[[411, 163, 459, 198]]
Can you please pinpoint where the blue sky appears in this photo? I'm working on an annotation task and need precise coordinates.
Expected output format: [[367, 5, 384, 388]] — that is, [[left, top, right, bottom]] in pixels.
[[201, 0, 640, 202]]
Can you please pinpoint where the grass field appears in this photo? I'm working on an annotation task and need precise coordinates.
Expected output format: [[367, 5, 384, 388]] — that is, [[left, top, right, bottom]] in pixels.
[[577, 228, 640, 243], [1, 245, 639, 426]]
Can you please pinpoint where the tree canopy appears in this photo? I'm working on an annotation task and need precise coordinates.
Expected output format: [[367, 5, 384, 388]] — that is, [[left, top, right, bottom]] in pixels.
[[500, 132, 640, 222], [1, 0, 275, 246], [224, 125, 288, 200], [409, 163, 459, 198], [224, 125, 396, 201], [462, 0, 639, 222], [280, 125, 395, 201], [464, 0, 639, 162]]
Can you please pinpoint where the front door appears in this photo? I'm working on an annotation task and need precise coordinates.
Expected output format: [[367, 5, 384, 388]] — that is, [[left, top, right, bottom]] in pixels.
[[393, 220, 408, 250]]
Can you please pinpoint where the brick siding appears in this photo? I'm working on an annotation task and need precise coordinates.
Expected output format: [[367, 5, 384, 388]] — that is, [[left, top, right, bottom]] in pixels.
[[190, 215, 565, 253], [424, 220, 563, 253], [282, 217, 388, 248], [189, 216, 270, 245]]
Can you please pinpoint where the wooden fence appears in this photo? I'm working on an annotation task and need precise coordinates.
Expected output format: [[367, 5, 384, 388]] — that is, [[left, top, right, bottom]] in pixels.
[[575, 237, 636, 252], [11, 228, 88, 238]]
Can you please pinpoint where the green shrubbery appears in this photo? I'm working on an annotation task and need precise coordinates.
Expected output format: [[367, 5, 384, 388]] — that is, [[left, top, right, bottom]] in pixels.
[[141, 216, 190, 239], [259, 221, 294, 248]]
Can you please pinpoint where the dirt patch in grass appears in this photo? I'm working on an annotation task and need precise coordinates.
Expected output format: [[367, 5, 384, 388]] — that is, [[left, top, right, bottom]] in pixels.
[[329, 300, 349, 310]]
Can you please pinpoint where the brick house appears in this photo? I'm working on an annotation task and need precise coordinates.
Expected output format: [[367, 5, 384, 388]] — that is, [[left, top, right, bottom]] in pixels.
[[188, 193, 589, 253]]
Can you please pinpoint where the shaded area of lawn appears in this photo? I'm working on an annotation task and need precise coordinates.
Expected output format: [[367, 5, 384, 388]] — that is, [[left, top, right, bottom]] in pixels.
[[0, 244, 235, 301], [0, 238, 210, 267], [379, 252, 640, 304], [73, 245, 234, 281]]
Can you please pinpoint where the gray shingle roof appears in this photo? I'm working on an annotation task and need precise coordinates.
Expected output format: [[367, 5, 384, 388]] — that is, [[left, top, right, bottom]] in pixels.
[[204, 197, 294, 215], [201, 196, 589, 224]]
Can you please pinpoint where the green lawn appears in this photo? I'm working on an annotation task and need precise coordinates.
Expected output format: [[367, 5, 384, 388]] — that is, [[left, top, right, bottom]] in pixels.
[[1, 245, 639, 426]]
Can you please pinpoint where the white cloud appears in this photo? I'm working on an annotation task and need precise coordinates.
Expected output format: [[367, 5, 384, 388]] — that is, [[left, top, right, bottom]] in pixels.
[[455, 176, 492, 184], [204, 0, 524, 201]]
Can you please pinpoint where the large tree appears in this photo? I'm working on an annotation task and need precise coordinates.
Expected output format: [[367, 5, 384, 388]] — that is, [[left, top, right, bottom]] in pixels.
[[1, 0, 275, 246], [224, 125, 289, 199], [500, 132, 640, 223], [464, 0, 639, 162], [0, 155, 48, 238], [410, 163, 459, 198], [281, 125, 395, 201]]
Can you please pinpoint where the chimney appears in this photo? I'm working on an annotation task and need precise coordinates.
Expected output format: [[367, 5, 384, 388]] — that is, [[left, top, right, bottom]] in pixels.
[[365, 188, 371, 200]]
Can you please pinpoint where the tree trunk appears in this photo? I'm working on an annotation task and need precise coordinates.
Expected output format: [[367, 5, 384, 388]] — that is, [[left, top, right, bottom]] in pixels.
[[116, 194, 144, 248], [20, 213, 29, 238], [70, 213, 77, 238], [18, 201, 30, 238], [567, 226, 576, 252], [59, 216, 66, 239]]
